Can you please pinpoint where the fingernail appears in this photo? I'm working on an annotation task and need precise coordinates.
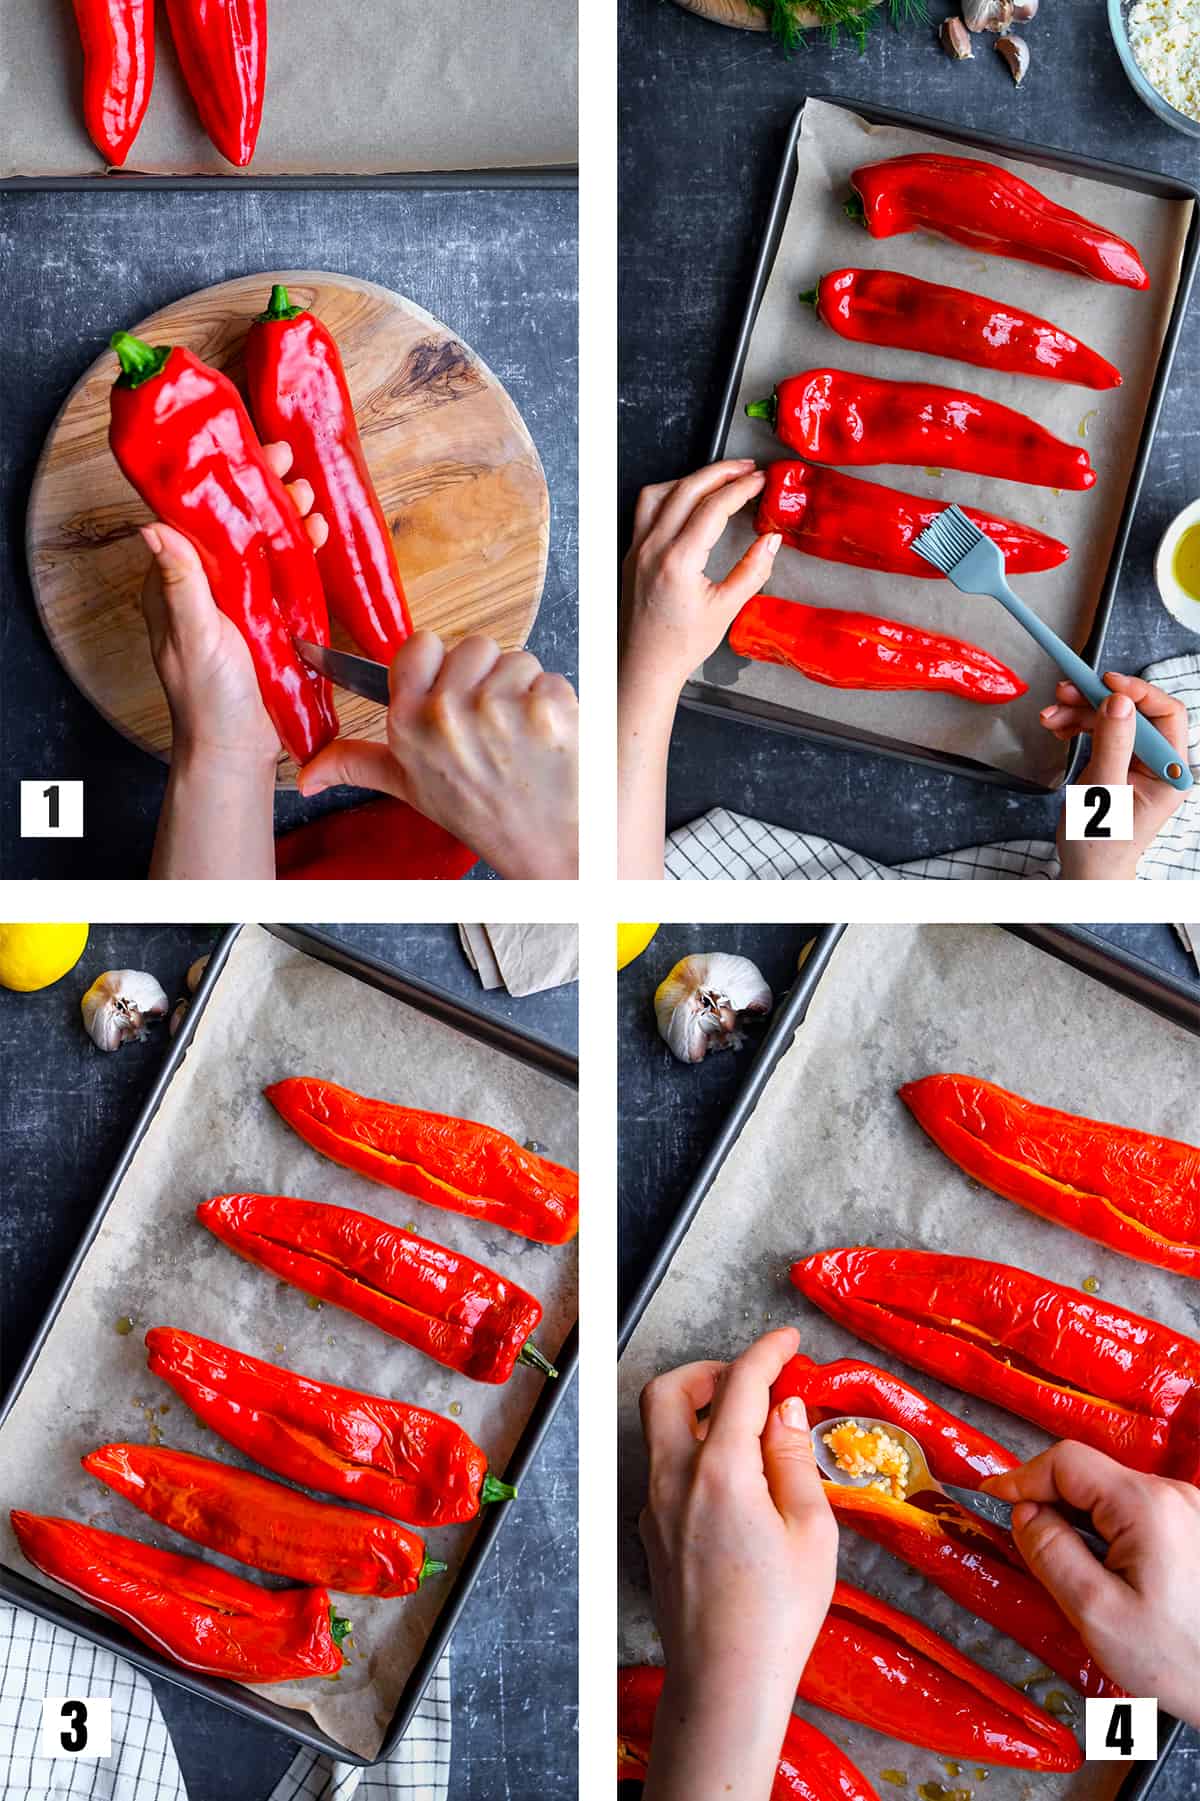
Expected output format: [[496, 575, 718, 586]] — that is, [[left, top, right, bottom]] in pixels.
[[779, 1397, 808, 1430], [1011, 1501, 1039, 1530], [140, 526, 163, 556], [297, 776, 326, 798], [763, 532, 782, 555], [1040, 706, 1058, 720], [1107, 693, 1133, 718]]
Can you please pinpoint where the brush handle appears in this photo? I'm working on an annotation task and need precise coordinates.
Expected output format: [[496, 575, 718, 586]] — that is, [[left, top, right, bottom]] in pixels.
[[992, 579, 1192, 792]]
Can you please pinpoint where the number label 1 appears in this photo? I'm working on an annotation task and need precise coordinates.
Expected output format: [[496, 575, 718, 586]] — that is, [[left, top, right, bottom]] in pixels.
[[39, 1696, 112, 1759], [1085, 1697, 1159, 1761], [1063, 783, 1135, 844], [20, 780, 84, 839]]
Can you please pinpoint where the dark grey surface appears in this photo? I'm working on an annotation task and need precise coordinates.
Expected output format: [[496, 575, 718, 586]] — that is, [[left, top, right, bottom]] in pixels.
[[0, 924, 578, 1798], [617, 921, 1198, 1793], [0, 185, 578, 879], [619, 0, 1200, 862]]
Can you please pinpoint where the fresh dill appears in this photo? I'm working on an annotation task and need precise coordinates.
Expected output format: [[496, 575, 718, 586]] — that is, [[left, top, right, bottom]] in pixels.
[[753, 0, 926, 55]]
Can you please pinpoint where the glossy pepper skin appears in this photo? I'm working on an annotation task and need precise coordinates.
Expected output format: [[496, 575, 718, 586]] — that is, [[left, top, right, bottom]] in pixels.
[[617, 1665, 880, 1799], [108, 333, 338, 765], [802, 269, 1122, 390], [72, 0, 155, 166], [793, 1247, 1200, 1481], [244, 286, 413, 663], [145, 1327, 516, 1526], [729, 594, 1026, 705], [198, 1193, 556, 1384], [757, 462, 1069, 581], [265, 1076, 579, 1246], [82, 1443, 445, 1597], [902, 1073, 1200, 1278], [10, 1510, 345, 1682], [748, 370, 1096, 491], [274, 798, 478, 881], [849, 155, 1151, 290], [164, 0, 266, 166]]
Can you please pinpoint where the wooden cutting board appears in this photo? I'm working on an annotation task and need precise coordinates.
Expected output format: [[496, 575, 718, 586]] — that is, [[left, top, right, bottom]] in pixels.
[[27, 270, 550, 785], [670, 0, 880, 32]]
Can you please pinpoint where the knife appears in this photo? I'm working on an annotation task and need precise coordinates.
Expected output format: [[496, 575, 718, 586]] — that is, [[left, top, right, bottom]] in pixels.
[[293, 639, 390, 706]]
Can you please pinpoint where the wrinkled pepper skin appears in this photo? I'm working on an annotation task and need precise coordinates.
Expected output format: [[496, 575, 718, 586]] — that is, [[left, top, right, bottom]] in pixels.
[[108, 334, 338, 765], [749, 370, 1095, 491], [145, 1327, 515, 1526], [803, 1581, 1080, 1769], [164, 0, 266, 166], [198, 1193, 555, 1384], [902, 1073, 1200, 1278], [802, 269, 1122, 390], [793, 1247, 1200, 1480], [756, 462, 1069, 581], [10, 1510, 344, 1682], [850, 156, 1150, 290], [729, 594, 1026, 704], [617, 1665, 880, 1799], [265, 1076, 579, 1245], [275, 797, 478, 881], [82, 1443, 443, 1597], [72, 0, 154, 166]]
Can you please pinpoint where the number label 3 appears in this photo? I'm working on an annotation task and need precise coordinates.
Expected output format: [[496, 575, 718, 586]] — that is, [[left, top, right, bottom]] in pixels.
[[1064, 783, 1135, 844], [1085, 1697, 1159, 1761], [39, 1696, 112, 1759]]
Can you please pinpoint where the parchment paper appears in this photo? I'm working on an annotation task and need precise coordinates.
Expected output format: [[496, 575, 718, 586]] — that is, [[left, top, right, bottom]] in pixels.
[[619, 924, 1200, 1800], [699, 100, 1194, 786], [0, 925, 578, 1760], [0, 0, 576, 176]]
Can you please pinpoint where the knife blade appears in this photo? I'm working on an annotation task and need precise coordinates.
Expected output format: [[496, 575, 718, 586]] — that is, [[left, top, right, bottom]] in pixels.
[[293, 639, 390, 707]]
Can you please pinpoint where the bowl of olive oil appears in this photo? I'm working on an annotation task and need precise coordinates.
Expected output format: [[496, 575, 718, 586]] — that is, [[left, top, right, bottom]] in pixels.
[[1156, 498, 1200, 635]]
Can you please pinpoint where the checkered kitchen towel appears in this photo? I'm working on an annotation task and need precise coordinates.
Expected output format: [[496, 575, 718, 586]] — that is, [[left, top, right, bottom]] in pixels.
[[666, 655, 1200, 881], [0, 1605, 450, 1800]]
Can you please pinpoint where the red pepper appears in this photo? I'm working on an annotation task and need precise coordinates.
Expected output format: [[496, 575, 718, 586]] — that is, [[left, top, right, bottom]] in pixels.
[[849, 156, 1150, 290], [10, 1510, 346, 1682], [108, 332, 338, 765], [747, 370, 1095, 491], [902, 1073, 1200, 1278], [72, 0, 154, 166], [275, 798, 478, 881], [729, 594, 1026, 705], [82, 1443, 446, 1597], [244, 285, 413, 663], [164, 0, 266, 167], [198, 1192, 557, 1383], [145, 1327, 516, 1526], [265, 1076, 579, 1246], [617, 1665, 880, 1799], [801, 269, 1122, 390], [756, 462, 1068, 580], [792, 1247, 1200, 1480]]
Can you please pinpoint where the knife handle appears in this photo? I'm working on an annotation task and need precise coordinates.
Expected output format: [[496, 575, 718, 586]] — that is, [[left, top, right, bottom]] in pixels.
[[943, 1481, 1109, 1560]]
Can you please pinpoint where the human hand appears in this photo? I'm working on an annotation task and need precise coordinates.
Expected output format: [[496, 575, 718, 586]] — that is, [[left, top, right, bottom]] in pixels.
[[1042, 673, 1190, 880], [983, 1441, 1200, 1724], [297, 632, 578, 880]]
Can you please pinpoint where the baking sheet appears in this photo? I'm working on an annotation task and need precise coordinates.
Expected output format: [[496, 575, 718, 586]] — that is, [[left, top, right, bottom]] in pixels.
[[0, 925, 578, 1761], [618, 923, 1200, 1801], [697, 99, 1194, 786], [0, 0, 577, 176]]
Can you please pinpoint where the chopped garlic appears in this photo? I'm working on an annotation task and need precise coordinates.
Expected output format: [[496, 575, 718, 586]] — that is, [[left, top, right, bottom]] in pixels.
[[824, 1420, 912, 1501], [1128, 0, 1200, 122]]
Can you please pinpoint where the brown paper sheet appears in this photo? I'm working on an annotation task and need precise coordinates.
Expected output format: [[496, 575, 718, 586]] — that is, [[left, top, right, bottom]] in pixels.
[[619, 924, 1200, 1800], [698, 100, 1193, 786], [0, 926, 578, 1760]]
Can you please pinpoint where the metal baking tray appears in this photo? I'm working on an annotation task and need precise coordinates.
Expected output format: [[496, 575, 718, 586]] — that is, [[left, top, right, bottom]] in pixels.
[[0, 923, 579, 1768], [619, 923, 1191, 1796], [683, 95, 1200, 795]]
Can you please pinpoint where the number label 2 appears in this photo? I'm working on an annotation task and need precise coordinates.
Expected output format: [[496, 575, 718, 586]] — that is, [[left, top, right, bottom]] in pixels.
[[1064, 783, 1134, 844]]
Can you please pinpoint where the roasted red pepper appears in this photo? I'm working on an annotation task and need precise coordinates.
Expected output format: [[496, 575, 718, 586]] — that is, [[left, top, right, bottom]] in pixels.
[[747, 370, 1095, 490], [109, 332, 338, 765], [793, 1247, 1200, 1481], [729, 594, 1026, 705], [265, 1076, 579, 1246], [275, 798, 478, 881], [902, 1073, 1200, 1278], [10, 1510, 346, 1682], [756, 462, 1069, 580], [82, 1443, 445, 1597], [72, 0, 154, 166], [801, 269, 1122, 391], [849, 156, 1150, 290], [244, 285, 413, 663], [145, 1327, 516, 1526], [164, 0, 266, 166], [198, 1192, 557, 1383], [617, 1665, 880, 1799]]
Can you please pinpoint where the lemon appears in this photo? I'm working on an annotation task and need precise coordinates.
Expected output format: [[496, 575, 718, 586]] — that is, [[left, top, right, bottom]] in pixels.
[[0, 924, 89, 993], [617, 923, 658, 971]]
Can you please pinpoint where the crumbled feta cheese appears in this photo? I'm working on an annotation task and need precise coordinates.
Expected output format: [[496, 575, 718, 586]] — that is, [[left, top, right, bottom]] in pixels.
[[1128, 0, 1200, 122]]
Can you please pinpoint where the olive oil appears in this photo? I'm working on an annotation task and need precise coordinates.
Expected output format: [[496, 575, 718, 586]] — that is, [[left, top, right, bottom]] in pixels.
[[1173, 522, 1200, 601]]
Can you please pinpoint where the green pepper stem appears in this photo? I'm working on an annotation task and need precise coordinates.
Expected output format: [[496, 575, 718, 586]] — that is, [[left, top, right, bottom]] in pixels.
[[844, 193, 867, 226], [481, 1473, 518, 1506], [798, 285, 820, 309], [330, 1608, 353, 1649], [256, 282, 307, 323], [518, 1341, 558, 1379], [420, 1557, 449, 1582], [745, 396, 777, 427], [110, 330, 171, 388]]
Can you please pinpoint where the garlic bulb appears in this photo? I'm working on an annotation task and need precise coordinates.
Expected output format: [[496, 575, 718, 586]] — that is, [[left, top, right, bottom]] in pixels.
[[81, 970, 169, 1052], [654, 953, 772, 1064]]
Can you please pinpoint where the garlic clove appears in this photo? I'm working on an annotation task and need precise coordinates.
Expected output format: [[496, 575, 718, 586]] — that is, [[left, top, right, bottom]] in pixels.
[[186, 956, 210, 994], [654, 953, 772, 1064], [962, 0, 1012, 29], [169, 998, 189, 1037], [1011, 0, 1037, 19], [81, 970, 170, 1053], [996, 31, 1030, 81], [941, 17, 974, 58]]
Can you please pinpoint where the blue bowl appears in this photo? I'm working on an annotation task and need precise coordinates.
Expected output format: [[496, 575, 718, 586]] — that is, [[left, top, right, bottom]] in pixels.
[[1108, 0, 1200, 139]]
